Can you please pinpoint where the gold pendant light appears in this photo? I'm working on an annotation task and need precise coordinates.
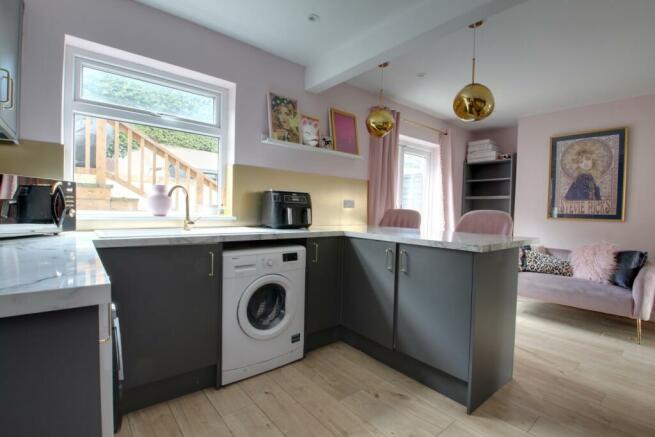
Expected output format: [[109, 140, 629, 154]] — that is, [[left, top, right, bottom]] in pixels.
[[453, 21, 495, 122], [366, 62, 395, 138]]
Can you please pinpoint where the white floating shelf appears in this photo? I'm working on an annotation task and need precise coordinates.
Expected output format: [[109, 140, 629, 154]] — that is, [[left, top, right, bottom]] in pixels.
[[261, 135, 362, 160]]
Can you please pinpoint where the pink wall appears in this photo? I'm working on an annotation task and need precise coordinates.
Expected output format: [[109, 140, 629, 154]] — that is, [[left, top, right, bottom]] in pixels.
[[515, 94, 655, 255], [470, 126, 518, 154], [19, 0, 469, 185]]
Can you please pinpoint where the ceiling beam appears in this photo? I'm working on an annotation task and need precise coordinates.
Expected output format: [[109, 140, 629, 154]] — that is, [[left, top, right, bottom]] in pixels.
[[304, 0, 527, 93]]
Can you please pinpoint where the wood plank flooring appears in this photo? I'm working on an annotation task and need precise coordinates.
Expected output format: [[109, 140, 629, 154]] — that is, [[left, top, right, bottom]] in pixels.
[[117, 299, 655, 437]]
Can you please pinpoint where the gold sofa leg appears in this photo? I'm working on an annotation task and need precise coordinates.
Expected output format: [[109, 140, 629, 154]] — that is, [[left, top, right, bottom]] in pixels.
[[637, 319, 642, 345]]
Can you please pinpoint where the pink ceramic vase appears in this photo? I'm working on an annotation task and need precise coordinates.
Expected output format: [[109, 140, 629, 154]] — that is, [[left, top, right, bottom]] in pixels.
[[148, 185, 172, 216]]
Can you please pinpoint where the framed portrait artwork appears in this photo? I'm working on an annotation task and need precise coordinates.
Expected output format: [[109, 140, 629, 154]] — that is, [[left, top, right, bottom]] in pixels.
[[330, 108, 359, 155], [300, 114, 321, 147], [548, 127, 627, 221], [268, 92, 300, 143]]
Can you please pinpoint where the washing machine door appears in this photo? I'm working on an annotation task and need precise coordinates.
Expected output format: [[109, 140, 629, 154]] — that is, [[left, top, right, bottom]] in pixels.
[[237, 274, 297, 340]]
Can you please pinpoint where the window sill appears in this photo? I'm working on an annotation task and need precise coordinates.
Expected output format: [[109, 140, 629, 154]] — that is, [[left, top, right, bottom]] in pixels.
[[76, 211, 237, 230]]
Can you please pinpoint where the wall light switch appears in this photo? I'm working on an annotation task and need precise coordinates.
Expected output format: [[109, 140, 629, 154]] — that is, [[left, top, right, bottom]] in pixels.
[[343, 199, 355, 209]]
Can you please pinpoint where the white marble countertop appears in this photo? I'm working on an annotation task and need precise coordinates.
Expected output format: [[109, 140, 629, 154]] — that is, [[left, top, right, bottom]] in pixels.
[[0, 226, 535, 319], [0, 233, 110, 318], [94, 225, 536, 253]]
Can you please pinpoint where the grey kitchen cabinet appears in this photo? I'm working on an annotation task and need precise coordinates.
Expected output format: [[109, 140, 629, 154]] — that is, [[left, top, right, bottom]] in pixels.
[[338, 240, 519, 413], [396, 244, 472, 381], [0, 306, 102, 437], [0, 0, 22, 142], [97, 244, 221, 411], [306, 237, 342, 335], [341, 237, 396, 348]]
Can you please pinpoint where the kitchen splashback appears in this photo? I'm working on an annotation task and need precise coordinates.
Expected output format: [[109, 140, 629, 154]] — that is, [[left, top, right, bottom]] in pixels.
[[231, 164, 367, 227]]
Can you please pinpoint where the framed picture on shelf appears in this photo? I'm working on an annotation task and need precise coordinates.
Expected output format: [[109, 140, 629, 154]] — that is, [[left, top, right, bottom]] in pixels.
[[548, 127, 627, 221], [330, 108, 359, 155], [300, 114, 321, 147], [268, 92, 300, 143]]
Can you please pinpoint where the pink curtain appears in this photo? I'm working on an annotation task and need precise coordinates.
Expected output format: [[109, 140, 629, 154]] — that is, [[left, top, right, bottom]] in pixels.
[[367, 108, 400, 225], [439, 129, 455, 230]]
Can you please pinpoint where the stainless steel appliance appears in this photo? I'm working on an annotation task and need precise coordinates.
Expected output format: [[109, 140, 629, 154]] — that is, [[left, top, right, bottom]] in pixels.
[[0, 173, 76, 238], [260, 190, 312, 229]]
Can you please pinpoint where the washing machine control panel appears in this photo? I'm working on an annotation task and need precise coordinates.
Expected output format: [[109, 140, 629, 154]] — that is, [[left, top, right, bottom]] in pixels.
[[223, 246, 306, 278], [283, 252, 298, 262], [260, 251, 301, 271]]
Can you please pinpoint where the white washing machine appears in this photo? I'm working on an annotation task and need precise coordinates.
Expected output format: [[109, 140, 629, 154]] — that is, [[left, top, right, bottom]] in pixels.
[[222, 245, 305, 385]]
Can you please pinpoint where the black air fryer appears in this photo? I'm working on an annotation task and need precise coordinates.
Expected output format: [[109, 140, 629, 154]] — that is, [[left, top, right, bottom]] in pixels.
[[260, 190, 312, 229]]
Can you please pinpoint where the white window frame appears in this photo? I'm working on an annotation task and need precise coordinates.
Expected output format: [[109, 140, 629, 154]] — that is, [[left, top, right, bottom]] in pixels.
[[75, 59, 222, 128], [62, 38, 235, 218], [397, 135, 440, 232]]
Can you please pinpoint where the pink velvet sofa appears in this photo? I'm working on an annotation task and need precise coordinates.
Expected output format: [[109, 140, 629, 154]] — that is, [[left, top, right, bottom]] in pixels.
[[518, 248, 655, 342]]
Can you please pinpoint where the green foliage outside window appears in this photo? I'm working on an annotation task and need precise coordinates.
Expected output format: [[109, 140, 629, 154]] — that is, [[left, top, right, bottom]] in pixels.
[[105, 124, 218, 158], [82, 67, 215, 124]]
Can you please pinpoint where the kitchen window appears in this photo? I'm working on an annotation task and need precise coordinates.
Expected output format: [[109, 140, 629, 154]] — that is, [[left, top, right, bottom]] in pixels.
[[63, 42, 233, 219], [397, 136, 444, 232]]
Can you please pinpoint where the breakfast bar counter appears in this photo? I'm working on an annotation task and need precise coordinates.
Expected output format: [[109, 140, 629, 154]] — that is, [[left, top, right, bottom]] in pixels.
[[92, 225, 534, 252], [0, 232, 110, 318], [0, 226, 533, 318], [91, 225, 534, 413]]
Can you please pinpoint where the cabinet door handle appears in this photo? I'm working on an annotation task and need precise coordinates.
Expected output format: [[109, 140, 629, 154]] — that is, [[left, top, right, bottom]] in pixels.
[[99, 304, 111, 344], [6, 77, 14, 110], [209, 251, 215, 277], [385, 248, 394, 271], [313, 242, 319, 263], [0, 68, 9, 106], [400, 249, 408, 274]]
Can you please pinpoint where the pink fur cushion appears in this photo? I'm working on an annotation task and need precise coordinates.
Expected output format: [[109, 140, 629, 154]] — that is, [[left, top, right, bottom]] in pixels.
[[570, 243, 618, 284]]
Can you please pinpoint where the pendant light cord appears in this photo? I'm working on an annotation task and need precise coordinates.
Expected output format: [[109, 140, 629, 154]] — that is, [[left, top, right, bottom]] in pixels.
[[471, 24, 477, 84], [379, 65, 385, 106]]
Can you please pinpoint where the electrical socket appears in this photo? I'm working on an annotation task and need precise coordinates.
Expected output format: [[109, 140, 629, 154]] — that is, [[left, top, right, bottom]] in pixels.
[[343, 199, 355, 209]]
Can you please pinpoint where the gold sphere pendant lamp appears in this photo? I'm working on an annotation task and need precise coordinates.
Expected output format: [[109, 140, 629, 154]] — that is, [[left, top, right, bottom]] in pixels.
[[453, 21, 495, 122], [366, 62, 395, 138]]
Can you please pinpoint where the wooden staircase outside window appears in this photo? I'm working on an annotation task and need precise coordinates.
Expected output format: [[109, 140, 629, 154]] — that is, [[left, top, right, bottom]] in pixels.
[[75, 117, 220, 212]]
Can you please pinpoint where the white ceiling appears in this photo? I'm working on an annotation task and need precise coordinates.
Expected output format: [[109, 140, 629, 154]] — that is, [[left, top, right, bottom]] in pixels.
[[134, 0, 422, 65], [136, 0, 655, 130], [349, 0, 655, 129]]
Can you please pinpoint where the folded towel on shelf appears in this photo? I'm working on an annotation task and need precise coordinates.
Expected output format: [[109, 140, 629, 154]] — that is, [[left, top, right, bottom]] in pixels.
[[467, 142, 498, 155], [467, 148, 499, 163], [468, 149, 499, 158], [468, 139, 497, 147]]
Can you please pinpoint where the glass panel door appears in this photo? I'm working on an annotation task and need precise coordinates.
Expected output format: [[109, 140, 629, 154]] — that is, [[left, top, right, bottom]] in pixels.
[[246, 283, 287, 330]]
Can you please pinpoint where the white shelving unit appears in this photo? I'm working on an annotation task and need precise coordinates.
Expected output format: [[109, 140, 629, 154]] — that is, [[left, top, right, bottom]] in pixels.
[[261, 135, 362, 160]]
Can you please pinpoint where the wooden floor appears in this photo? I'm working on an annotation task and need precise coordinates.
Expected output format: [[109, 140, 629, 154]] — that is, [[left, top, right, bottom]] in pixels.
[[116, 299, 655, 437]]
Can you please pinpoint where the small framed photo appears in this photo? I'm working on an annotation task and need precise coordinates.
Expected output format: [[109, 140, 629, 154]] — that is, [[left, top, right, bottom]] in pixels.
[[268, 92, 300, 143], [548, 127, 627, 221], [330, 108, 359, 155], [300, 114, 321, 147]]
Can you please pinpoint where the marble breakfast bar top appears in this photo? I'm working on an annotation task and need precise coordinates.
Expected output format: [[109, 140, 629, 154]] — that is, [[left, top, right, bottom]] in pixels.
[[0, 233, 110, 318], [0, 226, 535, 318], [93, 225, 536, 252]]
